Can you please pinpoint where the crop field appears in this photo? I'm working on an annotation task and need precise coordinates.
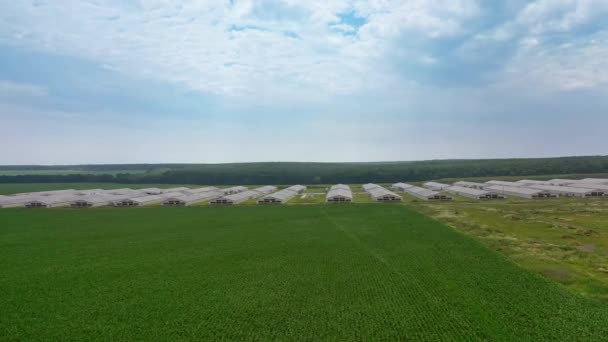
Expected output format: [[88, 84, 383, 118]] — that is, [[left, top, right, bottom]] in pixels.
[[2, 205, 607, 340], [409, 197, 608, 301]]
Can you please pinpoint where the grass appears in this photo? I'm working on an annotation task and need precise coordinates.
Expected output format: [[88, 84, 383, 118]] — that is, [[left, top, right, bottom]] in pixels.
[[1, 205, 607, 340], [407, 196, 608, 301]]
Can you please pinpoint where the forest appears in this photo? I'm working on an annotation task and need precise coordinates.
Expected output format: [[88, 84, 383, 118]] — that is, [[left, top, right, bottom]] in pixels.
[[1, 156, 607, 185]]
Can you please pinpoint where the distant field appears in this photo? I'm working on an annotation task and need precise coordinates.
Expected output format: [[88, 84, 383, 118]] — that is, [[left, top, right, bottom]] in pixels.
[[1, 205, 607, 340], [409, 196, 608, 301]]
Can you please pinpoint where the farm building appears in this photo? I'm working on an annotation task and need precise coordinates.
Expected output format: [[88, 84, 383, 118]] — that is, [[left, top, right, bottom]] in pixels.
[[10, 189, 77, 199], [211, 186, 277, 205], [162, 190, 224, 206], [391, 183, 414, 192], [112, 195, 166, 207], [287, 185, 307, 194], [423, 182, 451, 191], [526, 184, 602, 197], [24, 194, 81, 208], [516, 180, 554, 186], [453, 181, 487, 189], [445, 186, 504, 200], [71, 189, 104, 195], [565, 182, 608, 193], [0, 195, 40, 208], [182, 187, 220, 195], [102, 188, 144, 197], [330, 184, 350, 191], [32, 189, 77, 196], [362, 183, 381, 192], [579, 178, 608, 184], [137, 188, 164, 195], [258, 185, 307, 204], [547, 179, 578, 186], [70, 194, 129, 208], [484, 185, 556, 199], [221, 186, 248, 195], [403, 186, 452, 201], [326, 184, 353, 203], [485, 180, 526, 187], [159, 191, 189, 199], [363, 184, 401, 202], [161, 187, 191, 193]]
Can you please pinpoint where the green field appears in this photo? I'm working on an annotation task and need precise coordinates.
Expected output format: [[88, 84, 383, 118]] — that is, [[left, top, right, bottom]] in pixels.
[[1, 205, 607, 340], [409, 196, 608, 302]]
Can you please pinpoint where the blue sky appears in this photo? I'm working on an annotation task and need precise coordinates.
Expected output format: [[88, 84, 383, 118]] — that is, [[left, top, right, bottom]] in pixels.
[[1, 0, 607, 164]]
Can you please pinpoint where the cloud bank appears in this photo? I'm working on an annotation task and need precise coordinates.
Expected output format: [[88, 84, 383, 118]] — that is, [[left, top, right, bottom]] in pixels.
[[0, 1, 606, 163]]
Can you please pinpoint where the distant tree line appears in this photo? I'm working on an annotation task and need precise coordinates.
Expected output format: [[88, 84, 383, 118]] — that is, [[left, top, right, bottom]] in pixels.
[[1, 156, 607, 185]]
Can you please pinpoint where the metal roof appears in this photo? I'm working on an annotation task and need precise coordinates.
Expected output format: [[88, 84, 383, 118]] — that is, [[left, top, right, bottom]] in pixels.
[[485, 180, 526, 187], [326, 188, 353, 200], [182, 187, 220, 195], [579, 178, 608, 184], [516, 180, 554, 185], [362, 183, 381, 192], [392, 182, 414, 190], [25, 194, 81, 206], [221, 186, 248, 194], [404, 186, 441, 197], [367, 186, 401, 200], [161, 187, 191, 193], [287, 185, 306, 193], [160, 192, 188, 199], [423, 182, 451, 191], [71, 193, 128, 205], [260, 189, 298, 202], [163, 190, 223, 205], [485, 185, 547, 195], [254, 186, 278, 195], [137, 188, 164, 195], [128, 195, 166, 204], [453, 181, 485, 187], [330, 184, 350, 191], [527, 184, 596, 195], [565, 183, 608, 191], [446, 186, 490, 197]]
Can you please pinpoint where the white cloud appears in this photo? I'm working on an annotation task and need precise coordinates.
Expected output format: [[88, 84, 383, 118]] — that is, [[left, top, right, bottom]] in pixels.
[[0, 80, 48, 98], [516, 0, 608, 34], [0, 0, 481, 102], [503, 31, 608, 92]]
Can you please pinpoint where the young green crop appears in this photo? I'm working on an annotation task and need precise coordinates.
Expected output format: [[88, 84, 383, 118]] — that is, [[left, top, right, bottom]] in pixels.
[[1, 205, 607, 340]]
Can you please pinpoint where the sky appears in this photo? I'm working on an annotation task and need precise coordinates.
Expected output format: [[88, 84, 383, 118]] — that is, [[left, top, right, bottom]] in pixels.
[[0, 0, 607, 164]]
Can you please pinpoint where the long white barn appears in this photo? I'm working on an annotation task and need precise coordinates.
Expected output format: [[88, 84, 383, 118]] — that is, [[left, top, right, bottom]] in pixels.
[[363, 183, 401, 202], [423, 182, 451, 191], [399, 184, 452, 201], [526, 184, 602, 197], [211, 186, 277, 205], [452, 181, 487, 190], [326, 184, 353, 203], [162, 190, 224, 206], [445, 186, 504, 200], [258, 185, 307, 204], [484, 185, 556, 199]]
